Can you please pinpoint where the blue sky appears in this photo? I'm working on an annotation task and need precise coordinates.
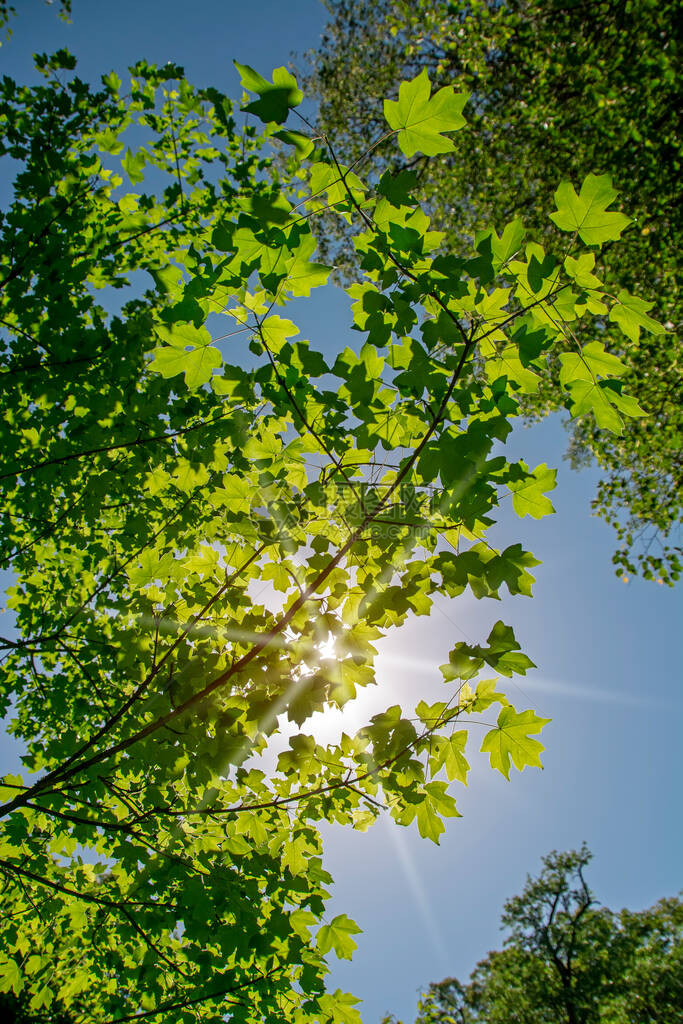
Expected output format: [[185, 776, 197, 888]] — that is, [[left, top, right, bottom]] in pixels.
[[1, 2, 681, 1022]]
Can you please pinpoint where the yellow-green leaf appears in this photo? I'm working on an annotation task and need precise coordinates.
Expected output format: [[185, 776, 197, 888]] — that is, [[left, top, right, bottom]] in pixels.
[[317, 914, 362, 960], [481, 707, 551, 779], [384, 69, 468, 157], [550, 173, 630, 245]]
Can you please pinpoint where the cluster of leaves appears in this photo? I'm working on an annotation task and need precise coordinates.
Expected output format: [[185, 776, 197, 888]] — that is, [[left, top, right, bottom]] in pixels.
[[388, 846, 682, 1024], [302, 0, 681, 584], [0, 42, 655, 1023]]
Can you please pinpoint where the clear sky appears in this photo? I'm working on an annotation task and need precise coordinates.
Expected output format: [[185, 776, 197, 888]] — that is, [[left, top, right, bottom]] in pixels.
[[1, 2, 681, 1022]]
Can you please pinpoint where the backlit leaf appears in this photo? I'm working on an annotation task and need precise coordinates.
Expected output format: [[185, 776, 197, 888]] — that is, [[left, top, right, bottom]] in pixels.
[[609, 290, 665, 343], [481, 707, 551, 779], [317, 914, 362, 960], [550, 173, 630, 244], [384, 69, 468, 156]]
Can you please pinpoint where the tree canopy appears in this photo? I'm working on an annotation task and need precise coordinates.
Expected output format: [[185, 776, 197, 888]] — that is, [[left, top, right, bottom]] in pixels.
[[303, 0, 682, 584], [0, 37, 661, 1024], [393, 846, 683, 1024]]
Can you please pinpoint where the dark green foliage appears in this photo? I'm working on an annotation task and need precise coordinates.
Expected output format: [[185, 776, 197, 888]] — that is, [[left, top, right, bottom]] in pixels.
[[303, 0, 682, 583], [0, 36, 656, 1024], [0, 992, 73, 1023], [389, 847, 683, 1024]]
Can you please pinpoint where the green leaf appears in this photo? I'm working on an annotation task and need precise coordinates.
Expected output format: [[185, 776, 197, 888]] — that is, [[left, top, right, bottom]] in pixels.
[[472, 678, 509, 712], [260, 316, 299, 354], [288, 908, 316, 942], [607, 389, 648, 419], [150, 263, 183, 296], [207, 474, 252, 514], [155, 322, 211, 349], [150, 343, 221, 389], [416, 699, 448, 726], [429, 732, 470, 784], [485, 621, 536, 677], [550, 173, 630, 244], [234, 62, 302, 124], [317, 990, 363, 1024], [415, 797, 445, 844], [377, 168, 419, 207], [285, 256, 331, 297], [416, 781, 460, 843], [150, 322, 221, 388], [317, 914, 362, 960], [272, 128, 314, 158], [282, 834, 309, 876], [609, 290, 665, 342], [509, 463, 557, 519], [262, 560, 292, 592], [558, 340, 644, 433], [384, 69, 468, 156], [488, 544, 541, 598], [559, 341, 627, 388], [122, 147, 145, 184], [0, 957, 23, 996], [485, 344, 540, 394], [243, 426, 282, 463], [29, 986, 52, 1012], [481, 707, 551, 779], [476, 218, 525, 267], [566, 378, 623, 434], [564, 252, 602, 290], [96, 128, 124, 155], [102, 71, 121, 93]]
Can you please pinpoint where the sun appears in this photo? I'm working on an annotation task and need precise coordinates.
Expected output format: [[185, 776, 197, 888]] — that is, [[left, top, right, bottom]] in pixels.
[[314, 633, 338, 662]]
